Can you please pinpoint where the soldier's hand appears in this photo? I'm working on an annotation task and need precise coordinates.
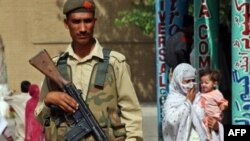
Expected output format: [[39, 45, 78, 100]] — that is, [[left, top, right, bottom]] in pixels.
[[44, 91, 78, 113]]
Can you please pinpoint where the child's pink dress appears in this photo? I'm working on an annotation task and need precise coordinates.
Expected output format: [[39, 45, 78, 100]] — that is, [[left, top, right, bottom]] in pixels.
[[200, 89, 228, 138], [200, 89, 228, 120]]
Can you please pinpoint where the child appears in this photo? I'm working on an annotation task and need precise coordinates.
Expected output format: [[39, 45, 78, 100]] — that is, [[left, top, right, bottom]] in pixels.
[[199, 68, 228, 139]]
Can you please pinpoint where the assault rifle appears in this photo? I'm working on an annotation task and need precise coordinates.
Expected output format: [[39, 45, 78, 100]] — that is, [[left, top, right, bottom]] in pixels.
[[29, 49, 109, 141]]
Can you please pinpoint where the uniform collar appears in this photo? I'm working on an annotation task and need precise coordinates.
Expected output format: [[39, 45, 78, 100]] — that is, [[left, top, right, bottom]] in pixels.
[[65, 38, 104, 62]]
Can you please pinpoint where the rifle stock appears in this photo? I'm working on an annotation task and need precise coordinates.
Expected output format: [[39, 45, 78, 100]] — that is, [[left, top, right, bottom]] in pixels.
[[29, 49, 67, 89], [29, 49, 109, 141]]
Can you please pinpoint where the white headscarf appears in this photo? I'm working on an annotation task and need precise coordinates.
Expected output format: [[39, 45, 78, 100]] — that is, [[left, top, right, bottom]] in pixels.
[[169, 63, 196, 95]]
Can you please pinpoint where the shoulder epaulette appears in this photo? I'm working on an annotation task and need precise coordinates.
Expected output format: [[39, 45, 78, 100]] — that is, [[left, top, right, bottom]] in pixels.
[[109, 50, 126, 63]]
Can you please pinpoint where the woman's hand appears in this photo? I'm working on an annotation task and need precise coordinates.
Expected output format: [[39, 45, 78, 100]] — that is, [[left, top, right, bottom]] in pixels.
[[186, 86, 196, 103], [44, 91, 78, 113]]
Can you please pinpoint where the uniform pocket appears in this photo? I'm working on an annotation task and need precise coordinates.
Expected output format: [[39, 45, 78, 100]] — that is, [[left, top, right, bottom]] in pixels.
[[107, 107, 126, 140]]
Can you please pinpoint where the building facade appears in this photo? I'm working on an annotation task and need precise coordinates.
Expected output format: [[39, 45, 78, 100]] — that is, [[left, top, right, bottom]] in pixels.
[[0, 0, 156, 102]]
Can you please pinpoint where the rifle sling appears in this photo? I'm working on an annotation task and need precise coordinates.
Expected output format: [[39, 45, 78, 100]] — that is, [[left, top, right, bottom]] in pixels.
[[57, 48, 111, 87], [95, 48, 111, 87]]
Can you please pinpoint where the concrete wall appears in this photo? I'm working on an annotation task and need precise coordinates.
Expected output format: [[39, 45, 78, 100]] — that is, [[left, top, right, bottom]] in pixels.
[[0, 0, 156, 102]]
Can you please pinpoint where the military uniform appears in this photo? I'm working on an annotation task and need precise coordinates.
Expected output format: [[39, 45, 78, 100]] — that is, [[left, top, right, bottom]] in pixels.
[[34, 39, 143, 141]]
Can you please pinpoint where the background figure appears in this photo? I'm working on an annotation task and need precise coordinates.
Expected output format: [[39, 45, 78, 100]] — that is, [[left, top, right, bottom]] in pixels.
[[0, 90, 9, 120], [165, 14, 194, 70], [199, 69, 228, 139], [0, 112, 13, 141], [0, 35, 10, 118], [218, 23, 231, 125], [4, 80, 31, 141], [162, 63, 224, 141], [25, 84, 44, 141]]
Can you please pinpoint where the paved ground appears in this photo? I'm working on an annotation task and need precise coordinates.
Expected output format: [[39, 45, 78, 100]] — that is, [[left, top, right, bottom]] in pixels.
[[0, 103, 158, 141], [141, 103, 158, 140]]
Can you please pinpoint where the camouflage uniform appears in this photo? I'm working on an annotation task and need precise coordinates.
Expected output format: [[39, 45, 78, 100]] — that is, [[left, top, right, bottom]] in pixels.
[[34, 39, 143, 141]]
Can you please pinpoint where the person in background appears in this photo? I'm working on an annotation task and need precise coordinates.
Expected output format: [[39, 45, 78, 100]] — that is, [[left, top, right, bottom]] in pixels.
[[4, 80, 31, 141], [217, 23, 232, 125], [34, 0, 143, 140], [165, 14, 194, 70], [199, 68, 228, 139], [25, 84, 45, 141], [162, 63, 224, 141], [0, 112, 13, 141]]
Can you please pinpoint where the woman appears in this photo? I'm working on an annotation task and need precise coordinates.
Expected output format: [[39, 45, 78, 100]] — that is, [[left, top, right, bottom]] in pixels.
[[162, 63, 224, 141], [25, 84, 44, 141]]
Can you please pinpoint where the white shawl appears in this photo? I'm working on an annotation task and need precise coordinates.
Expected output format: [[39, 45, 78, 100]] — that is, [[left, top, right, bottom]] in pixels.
[[0, 112, 7, 134]]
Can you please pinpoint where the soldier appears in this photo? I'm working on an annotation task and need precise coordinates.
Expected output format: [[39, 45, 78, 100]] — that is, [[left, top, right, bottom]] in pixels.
[[34, 0, 143, 141]]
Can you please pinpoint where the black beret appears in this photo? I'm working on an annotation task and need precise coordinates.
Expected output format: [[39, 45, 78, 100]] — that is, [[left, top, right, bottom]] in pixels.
[[63, 0, 95, 15]]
